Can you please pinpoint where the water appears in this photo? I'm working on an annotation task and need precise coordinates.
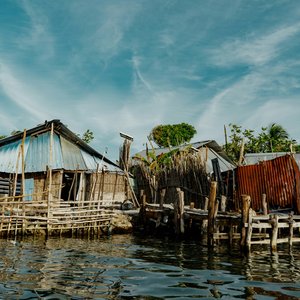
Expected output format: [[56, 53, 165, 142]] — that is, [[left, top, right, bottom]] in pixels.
[[0, 235, 300, 299]]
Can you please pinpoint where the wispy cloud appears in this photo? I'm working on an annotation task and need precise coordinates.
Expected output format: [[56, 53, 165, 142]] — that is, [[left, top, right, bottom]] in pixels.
[[211, 23, 300, 67], [18, 0, 54, 60], [0, 62, 47, 120]]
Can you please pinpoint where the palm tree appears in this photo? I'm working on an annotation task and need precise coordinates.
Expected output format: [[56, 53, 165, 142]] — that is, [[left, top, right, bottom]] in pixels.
[[267, 123, 289, 152]]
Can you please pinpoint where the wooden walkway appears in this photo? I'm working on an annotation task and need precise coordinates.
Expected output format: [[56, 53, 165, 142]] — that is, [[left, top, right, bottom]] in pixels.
[[140, 185, 300, 252]]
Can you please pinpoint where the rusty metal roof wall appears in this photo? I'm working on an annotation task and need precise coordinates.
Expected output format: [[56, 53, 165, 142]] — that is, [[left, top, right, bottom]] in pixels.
[[244, 152, 300, 170], [235, 155, 300, 213]]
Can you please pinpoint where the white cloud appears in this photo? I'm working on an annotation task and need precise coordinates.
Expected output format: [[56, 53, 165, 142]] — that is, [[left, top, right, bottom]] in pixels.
[[0, 62, 48, 121], [211, 23, 300, 67], [19, 0, 54, 59], [86, 2, 142, 63], [243, 99, 300, 142]]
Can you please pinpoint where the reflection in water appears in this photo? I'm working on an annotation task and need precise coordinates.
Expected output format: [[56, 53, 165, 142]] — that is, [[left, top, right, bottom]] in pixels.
[[0, 235, 299, 299]]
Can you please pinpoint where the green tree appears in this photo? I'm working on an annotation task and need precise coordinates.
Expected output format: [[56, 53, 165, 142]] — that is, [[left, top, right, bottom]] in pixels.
[[81, 129, 94, 144], [149, 123, 197, 148], [224, 123, 297, 163]]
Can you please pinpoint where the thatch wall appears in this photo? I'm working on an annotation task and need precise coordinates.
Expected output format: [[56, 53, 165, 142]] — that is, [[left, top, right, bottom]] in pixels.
[[133, 152, 210, 208]]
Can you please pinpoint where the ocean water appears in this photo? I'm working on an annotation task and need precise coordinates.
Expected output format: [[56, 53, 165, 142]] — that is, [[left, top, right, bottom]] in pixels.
[[0, 234, 299, 299]]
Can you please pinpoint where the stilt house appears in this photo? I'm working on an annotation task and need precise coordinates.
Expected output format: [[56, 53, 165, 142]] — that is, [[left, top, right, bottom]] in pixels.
[[0, 119, 128, 236], [133, 140, 235, 209]]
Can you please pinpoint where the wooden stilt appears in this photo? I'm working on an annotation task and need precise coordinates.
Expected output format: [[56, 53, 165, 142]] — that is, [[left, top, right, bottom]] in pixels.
[[270, 214, 279, 252], [178, 189, 185, 234], [288, 213, 294, 248], [246, 208, 253, 252], [159, 189, 166, 210], [220, 196, 226, 212], [262, 194, 268, 215], [240, 195, 251, 248], [207, 181, 217, 247], [204, 197, 209, 211]]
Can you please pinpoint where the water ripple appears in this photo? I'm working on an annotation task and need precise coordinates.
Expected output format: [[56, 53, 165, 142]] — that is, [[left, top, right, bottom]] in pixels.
[[0, 236, 299, 299]]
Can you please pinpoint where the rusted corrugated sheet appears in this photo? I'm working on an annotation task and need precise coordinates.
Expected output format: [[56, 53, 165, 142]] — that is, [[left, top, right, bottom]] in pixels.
[[235, 155, 300, 214]]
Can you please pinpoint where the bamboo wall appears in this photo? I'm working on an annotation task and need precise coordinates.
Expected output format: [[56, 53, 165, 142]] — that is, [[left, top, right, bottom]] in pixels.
[[0, 169, 128, 237], [86, 171, 127, 207], [133, 152, 210, 208]]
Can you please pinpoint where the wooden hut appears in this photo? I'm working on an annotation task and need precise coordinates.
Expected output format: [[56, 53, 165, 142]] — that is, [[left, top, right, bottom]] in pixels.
[[0, 119, 129, 237], [133, 140, 235, 209]]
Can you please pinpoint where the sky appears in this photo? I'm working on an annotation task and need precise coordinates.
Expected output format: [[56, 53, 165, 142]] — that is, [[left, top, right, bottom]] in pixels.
[[1, 0, 300, 162]]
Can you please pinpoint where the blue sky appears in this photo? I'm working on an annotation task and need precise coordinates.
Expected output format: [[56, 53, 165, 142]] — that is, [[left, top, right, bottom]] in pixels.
[[1, 0, 300, 161]]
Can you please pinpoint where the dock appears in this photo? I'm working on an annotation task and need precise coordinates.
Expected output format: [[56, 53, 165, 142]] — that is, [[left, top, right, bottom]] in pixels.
[[139, 183, 300, 252]]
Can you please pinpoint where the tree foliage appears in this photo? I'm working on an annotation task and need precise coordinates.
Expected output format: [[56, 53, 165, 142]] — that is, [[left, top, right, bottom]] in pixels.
[[149, 123, 197, 148], [81, 129, 94, 144], [224, 123, 298, 163]]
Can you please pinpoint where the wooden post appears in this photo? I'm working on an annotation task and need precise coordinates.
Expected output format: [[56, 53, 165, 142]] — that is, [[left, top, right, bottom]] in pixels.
[[21, 129, 26, 236], [240, 195, 251, 248], [139, 194, 147, 224], [204, 197, 209, 211], [207, 181, 217, 247], [159, 189, 166, 210], [91, 164, 100, 201], [270, 214, 279, 252], [246, 208, 253, 252], [228, 219, 233, 246], [220, 195, 227, 212], [47, 123, 54, 236], [288, 213, 293, 248], [178, 189, 185, 234], [262, 194, 268, 215], [238, 138, 245, 166]]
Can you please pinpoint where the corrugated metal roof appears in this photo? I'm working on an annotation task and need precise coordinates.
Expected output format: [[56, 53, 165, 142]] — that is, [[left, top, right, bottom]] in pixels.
[[0, 128, 121, 173], [244, 152, 300, 170], [0, 137, 30, 173], [0, 120, 121, 171], [198, 147, 235, 173], [81, 151, 116, 171], [25, 132, 63, 172], [60, 136, 87, 170]]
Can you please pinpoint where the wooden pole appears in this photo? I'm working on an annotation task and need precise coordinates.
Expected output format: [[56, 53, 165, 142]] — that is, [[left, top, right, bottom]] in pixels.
[[224, 125, 228, 153], [262, 194, 268, 215], [240, 194, 251, 248], [178, 189, 185, 234], [159, 189, 166, 210], [238, 138, 245, 166], [11, 131, 25, 238], [220, 195, 227, 212], [288, 213, 293, 248], [47, 123, 54, 236], [246, 208, 253, 252], [207, 181, 217, 247], [204, 197, 209, 211], [270, 214, 279, 252], [20, 129, 26, 235]]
